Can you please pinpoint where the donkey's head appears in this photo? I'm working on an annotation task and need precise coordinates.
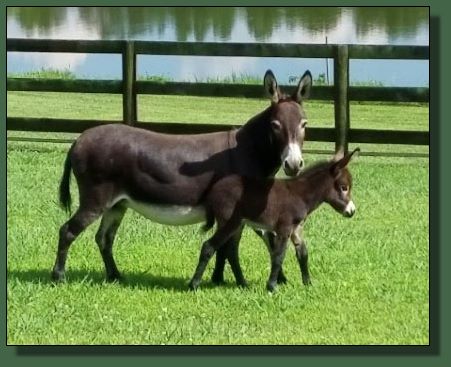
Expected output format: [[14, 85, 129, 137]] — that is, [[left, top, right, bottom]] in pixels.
[[325, 148, 360, 218], [264, 69, 312, 176]]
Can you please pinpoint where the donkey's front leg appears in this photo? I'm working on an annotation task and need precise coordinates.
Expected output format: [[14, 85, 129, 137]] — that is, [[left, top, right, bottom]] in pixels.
[[266, 234, 289, 292], [291, 228, 311, 286]]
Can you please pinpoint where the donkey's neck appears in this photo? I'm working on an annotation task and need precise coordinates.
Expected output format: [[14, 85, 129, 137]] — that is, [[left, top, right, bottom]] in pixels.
[[235, 107, 280, 176]]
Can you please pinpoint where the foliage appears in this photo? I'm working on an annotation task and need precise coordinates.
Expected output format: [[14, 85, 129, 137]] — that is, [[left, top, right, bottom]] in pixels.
[[9, 68, 386, 86]]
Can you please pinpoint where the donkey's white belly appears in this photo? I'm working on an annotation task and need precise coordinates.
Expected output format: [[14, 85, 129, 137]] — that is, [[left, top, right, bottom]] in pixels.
[[113, 195, 206, 226]]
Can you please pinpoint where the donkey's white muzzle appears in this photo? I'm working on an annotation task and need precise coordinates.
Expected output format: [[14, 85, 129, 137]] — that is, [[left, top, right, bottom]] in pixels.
[[282, 143, 303, 176]]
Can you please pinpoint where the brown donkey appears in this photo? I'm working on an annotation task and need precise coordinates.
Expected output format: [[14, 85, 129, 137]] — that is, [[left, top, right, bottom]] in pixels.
[[52, 69, 312, 286], [189, 148, 359, 292]]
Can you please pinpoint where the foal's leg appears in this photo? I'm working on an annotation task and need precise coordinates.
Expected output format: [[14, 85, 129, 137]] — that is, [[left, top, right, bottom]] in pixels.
[[211, 225, 247, 287], [291, 228, 311, 286], [211, 242, 227, 285], [52, 205, 103, 282], [189, 218, 242, 290], [95, 204, 127, 282], [255, 230, 288, 284], [266, 234, 289, 292]]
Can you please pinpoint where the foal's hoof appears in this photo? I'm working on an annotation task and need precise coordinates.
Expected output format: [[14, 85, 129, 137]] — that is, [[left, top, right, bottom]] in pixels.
[[188, 280, 200, 291], [236, 279, 249, 288], [302, 277, 312, 286], [211, 274, 226, 286], [266, 282, 277, 293], [277, 273, 288, 284]]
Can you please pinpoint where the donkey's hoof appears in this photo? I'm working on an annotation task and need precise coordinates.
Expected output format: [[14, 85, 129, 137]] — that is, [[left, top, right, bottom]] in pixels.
[[106, 273, 123, 283], [51, 270, 65, 283], [236, 279, 249, 288]]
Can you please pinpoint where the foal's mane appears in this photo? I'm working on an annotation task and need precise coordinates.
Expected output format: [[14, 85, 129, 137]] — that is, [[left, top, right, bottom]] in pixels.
[[292, 159, 335, 180]]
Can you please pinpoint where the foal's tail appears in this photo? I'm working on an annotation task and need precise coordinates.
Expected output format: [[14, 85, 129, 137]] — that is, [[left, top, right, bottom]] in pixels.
[[202, 206, 216, 232], [59, 143, 75, 215]]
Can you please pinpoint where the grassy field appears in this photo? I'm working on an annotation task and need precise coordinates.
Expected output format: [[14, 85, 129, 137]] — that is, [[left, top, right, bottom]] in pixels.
[[7, 86, 429, 344]]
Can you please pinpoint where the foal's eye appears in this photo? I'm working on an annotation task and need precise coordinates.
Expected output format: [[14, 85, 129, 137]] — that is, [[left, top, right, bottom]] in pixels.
[[300, 119, 308, 128]]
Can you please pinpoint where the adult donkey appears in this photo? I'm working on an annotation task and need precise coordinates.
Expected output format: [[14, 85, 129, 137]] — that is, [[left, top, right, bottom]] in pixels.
[[52, 69, 312, 287]]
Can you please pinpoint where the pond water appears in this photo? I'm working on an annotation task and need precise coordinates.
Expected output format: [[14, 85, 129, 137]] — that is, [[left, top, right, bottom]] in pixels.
[[7, 7, 429, 86]]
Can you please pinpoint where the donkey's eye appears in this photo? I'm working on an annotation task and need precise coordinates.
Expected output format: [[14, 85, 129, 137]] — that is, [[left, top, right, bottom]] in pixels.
[[300, 119, 308, 128], [271, 120, 282, 130]]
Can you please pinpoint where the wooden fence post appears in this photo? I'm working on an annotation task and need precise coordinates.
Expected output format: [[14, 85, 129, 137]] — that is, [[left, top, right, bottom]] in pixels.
[[122, 41, 137, 125], [334, 45, 350, 154]]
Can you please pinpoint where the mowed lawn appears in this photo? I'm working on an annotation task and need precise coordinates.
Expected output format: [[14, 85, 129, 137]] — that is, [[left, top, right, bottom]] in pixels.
[[7, 146, 429, 345], [7, 92, 429, 344]]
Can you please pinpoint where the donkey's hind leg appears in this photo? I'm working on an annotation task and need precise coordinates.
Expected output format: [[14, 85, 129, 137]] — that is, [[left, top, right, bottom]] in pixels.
[[52, 206, 103, 282], [255, 230, 288, 285], [95, 203, 127, 282]]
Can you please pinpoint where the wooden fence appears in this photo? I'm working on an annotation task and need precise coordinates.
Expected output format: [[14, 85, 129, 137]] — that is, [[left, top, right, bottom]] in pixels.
[[7, 38, 429, 154]]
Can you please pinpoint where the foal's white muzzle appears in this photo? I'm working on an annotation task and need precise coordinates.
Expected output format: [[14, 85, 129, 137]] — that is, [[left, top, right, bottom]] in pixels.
[[344, 200, 356, 217]]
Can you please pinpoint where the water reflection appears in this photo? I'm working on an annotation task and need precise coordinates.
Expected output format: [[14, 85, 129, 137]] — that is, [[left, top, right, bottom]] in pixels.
[[7, 7, 428, 44], [7, 7, 429, 86]]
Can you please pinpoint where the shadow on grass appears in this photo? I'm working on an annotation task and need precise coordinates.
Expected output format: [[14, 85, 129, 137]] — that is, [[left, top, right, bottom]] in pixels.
[[7, 268, 239, 292]]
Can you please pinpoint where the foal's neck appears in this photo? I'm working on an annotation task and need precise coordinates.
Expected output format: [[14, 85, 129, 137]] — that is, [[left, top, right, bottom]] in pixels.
[[290, 168, 333, 214]]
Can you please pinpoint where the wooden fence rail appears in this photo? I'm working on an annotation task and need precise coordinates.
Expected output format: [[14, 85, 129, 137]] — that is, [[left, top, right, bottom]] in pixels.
[[7, 38, 430, 153]]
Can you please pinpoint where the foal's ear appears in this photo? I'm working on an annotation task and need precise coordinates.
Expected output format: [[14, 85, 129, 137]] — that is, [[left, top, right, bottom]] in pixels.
[[292, 70, 312, 103], [264, 69, 280, 103], [331, 147, 360, 175], [331, 148, 345, 162]]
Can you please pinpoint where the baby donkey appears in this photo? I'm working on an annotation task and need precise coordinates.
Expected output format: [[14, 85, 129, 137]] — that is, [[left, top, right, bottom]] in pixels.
[[189, 148, 359, 292]]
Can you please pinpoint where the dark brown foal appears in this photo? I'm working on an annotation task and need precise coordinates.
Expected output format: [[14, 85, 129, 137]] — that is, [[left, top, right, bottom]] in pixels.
[[189, 148, 359, 292]]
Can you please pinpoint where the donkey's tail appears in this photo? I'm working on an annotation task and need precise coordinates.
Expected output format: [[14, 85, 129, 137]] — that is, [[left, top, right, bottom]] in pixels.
[[202, 206, 216, 232], [59, 143, 75, 215]]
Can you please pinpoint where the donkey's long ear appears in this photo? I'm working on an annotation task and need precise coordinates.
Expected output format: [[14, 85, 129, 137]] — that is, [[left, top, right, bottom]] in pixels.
[[264, 69, 280, 103], [331, 147, 360, 175], [292, 70, 312, 103]]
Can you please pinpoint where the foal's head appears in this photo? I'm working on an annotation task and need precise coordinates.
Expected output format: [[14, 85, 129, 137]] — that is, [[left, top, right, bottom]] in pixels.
[[264, 70, 312, 177], [322, 148, 360, 218]]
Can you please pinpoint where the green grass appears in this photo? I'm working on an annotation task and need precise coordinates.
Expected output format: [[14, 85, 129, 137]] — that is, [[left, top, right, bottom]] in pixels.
[[7, 91, 428, 132], [7, 142, 428, 345]]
